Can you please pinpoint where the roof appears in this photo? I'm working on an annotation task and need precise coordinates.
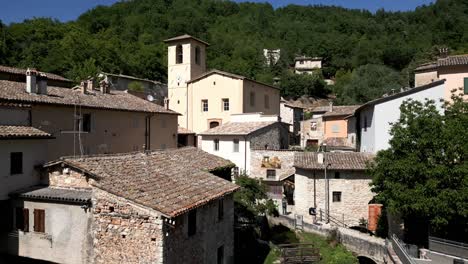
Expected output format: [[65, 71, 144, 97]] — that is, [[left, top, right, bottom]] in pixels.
[[0, 80, 178, 114], [295, 56, 322, 61], [311, 106, 330, 112], [322, 105, 360, 118], [163, 34, 210, 46], [178, 126, 195, 134], [199, 121, 277, 136], [11, 186, 92, 204], [351, 79, 446, 115], [186, 69, 280, 90], [294, 152, 374, 171], [45, 147, 238, 218], [0, 125, 53, 139], [0, 65, 71, 82], [415, 54, 468, 72]]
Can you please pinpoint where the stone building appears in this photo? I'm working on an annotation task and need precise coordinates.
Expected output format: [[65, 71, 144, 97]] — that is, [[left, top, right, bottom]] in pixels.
[[0, 65, 73, 88], [294, 152, 375, 227], [1, 147, 238, 264], [164, 35, 281, 133], [294, 56, 322, 75], [177, 126, 196, 147], [263, 49, 281, 66], [414, 54, 468, 101], [280, 98, 304, 145], [199, 113, 289, 175], [0, 69, 179, 160]]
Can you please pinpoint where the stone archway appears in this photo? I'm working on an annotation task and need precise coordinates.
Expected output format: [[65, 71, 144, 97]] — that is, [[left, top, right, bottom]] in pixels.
[[357, 256, 378, 264]]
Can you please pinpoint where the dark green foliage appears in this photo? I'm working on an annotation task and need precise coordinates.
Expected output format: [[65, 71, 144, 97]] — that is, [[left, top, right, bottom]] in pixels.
[[1, 0, 468, 100], [369, 95, 468, 241], [375, 208, 388, 238]]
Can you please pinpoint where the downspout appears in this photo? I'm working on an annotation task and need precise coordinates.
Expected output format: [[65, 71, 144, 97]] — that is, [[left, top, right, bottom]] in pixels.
[[186, 83, 189, 130], [244, 135, 248, 174], [313, 171, 316, 208], [145, 114, 153, 151]]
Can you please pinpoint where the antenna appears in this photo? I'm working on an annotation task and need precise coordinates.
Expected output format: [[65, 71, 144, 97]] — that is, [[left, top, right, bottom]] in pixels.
[[147, 95, 154, 102]]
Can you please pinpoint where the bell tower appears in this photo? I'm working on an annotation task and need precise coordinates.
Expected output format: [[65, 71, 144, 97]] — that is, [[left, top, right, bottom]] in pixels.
[[164, 35, 208, 128]]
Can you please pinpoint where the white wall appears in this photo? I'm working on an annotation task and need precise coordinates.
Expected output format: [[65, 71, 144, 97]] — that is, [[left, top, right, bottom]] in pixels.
[[0, 140, 49, 200], [358, 107, 376, 153], [230, 112, 279, 123], [201, 135, 250, 174]]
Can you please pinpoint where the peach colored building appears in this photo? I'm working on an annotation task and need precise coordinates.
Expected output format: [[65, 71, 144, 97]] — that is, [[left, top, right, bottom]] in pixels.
[[0, 74, 179, 160], [414, 54, 468, 100], [164, 35, 281, 134]]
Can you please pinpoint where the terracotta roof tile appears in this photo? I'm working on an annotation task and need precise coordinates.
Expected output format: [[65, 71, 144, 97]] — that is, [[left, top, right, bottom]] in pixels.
[[187, 69, 280, 90], [294, 152, 374, 170], [199, 121, 277, 136], [0, 125, 52, 139], [0, 65, 71, 82], [178, 126, 195, 134], [0, 80, 178, 114], [322, 105, 360, 117], [47, 147, 238, 217], [437, 54, 468, 67], [163, 34, 210, 46]]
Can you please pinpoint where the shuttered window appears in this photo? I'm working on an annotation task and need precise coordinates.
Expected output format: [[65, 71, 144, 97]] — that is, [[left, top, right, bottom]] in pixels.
[[10, 152, 23, 175], [464, 77, 468, 94], [33, 209, 45, 233], [15, 208, 29, 232]]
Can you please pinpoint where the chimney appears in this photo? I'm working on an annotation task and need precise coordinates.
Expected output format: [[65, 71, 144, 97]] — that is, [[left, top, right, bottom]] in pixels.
[[87, 78, 94, 91], [164, 97, 170, 109], [37, 73, 48, 95], [328, 101, 333, 112], [99, 80, 109, 94], [80, 81, 88, 94], [439, 47, 449, 58], [26, 68, 38, 94]]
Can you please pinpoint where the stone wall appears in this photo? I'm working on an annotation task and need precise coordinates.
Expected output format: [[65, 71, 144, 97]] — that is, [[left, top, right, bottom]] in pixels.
[[250, 123, 289, 150], [250, 149, 296, 181], [92, 188, 164, 264], [163, 194, 235, 264], [295, 168, 374, 226], [47, 168, 93, 189]]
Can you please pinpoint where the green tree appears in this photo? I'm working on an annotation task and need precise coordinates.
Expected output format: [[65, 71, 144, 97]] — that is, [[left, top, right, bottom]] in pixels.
[[128, 81, 144, 92], [280, 71, 328, 99], [369, 95, 468, 242]]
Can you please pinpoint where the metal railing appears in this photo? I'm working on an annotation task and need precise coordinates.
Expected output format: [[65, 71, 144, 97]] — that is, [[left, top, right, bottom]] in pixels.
[[428, 236, 468, 259], [391, 234, 417, 264]]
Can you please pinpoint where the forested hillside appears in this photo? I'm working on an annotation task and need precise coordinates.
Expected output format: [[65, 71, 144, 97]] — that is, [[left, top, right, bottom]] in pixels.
[[0, 0, 467, 103]]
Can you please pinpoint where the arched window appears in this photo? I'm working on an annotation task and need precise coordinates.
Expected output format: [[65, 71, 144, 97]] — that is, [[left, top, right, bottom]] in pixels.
[[210, 121, 220, 128], [195, 46, 201, 65], [176, 45, 183, 64]]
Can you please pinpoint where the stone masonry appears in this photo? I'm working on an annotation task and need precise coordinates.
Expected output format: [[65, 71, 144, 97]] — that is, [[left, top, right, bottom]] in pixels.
[[250, 123, 289, 150], [295, 168, 374, 226], [250, 149, 296, 181]]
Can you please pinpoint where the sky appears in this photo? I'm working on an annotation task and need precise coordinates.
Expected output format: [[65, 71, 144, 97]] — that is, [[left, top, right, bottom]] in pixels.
[[0, 0, 436, 25]]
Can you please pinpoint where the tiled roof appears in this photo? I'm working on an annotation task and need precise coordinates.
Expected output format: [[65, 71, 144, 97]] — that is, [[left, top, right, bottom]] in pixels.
[[414, 62, 437, 72], [0, 80, 178, 114], [322, 105, 360, 117], [11, 186, 92, 204], [0, 125, 52, 139], [187, 69, 280, 90], [163, 34, 210, 46], [322, 137, 354, 148], [295, 56, 322, 61], [199, 121, 277, 136], [0, 65, 71, 82], [46, 147, 238, 217], [294, 152, 374, 170], [437, 54, 468, 67], [178, 126, 195, 134]]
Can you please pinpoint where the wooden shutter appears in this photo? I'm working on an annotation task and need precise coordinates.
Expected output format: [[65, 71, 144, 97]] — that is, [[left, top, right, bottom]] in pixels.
[[34, 209, 45, 233], [23, 208, 29, 232]]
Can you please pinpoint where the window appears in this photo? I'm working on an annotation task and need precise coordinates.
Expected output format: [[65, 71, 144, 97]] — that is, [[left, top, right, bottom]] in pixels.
[[195, 46, 201, 65], [263, 156, 270, 163], [217, 245, 224, 264], [214, 139, 219, 151], [464, 77, 468, 94], [210, 121, 220, 128], [332, 124, 340, 133], [266, 169, 276, 179], [33, 209, 45, 233], [218, 199, 224, 221], [15, 208, 29, 232], [202, 99, 208, 112], [334, 172, 340, 179], [264, 95, 269, 109], [364, 116, 368, 132], [76, 114, 91, 132], [232, 167, 239, 177], [250, 92, 255, 107], [233, 139, 239, 152], [332, 192, 341, 202], [188, 209, 196, 236], [311, 121, 317, 131], [10, 152, 23, 175], [222, 98, 229, 111], [176, 44, 183, 64], [299, 61, 304, 64]]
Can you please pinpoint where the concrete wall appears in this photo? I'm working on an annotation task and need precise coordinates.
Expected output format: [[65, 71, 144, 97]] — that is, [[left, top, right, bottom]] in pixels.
[[300, 118, 324, 148], [438, 65, 468, 101], [201, 135, 249, 173], [242, 79, 280, 117], [358, 107, 375, 153], [280, 103, 294, 132], [295, 168, 374, 226], [0, 107, 30, 125], [6, 199, 92, 264], [295, 60, 322, 71], [0, 140, 49, 200], [29, 104, 177, 160], [415, 70, 438, 87], [323, 116, 348, 139]]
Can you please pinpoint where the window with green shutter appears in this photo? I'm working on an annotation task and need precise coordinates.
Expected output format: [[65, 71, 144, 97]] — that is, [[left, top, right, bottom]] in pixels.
[[464, 77, 468, 94]]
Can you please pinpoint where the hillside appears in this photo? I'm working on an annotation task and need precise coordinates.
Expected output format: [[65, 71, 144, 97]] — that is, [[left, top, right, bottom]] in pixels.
[[0, 0, 467, 103]]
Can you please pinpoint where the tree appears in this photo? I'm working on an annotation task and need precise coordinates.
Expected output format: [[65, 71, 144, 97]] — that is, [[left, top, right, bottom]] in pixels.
[[234, 175, 278, 222], [369, 95, 468, 242], [280, 71, 328, 99]]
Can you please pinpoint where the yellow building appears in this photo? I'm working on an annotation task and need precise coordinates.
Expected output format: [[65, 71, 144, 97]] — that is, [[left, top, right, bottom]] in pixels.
[[164, 35, 281, 133]]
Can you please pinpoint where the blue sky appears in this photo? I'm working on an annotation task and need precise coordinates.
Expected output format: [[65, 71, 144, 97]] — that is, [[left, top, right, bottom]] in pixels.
[[1, 0, 435, 24]]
